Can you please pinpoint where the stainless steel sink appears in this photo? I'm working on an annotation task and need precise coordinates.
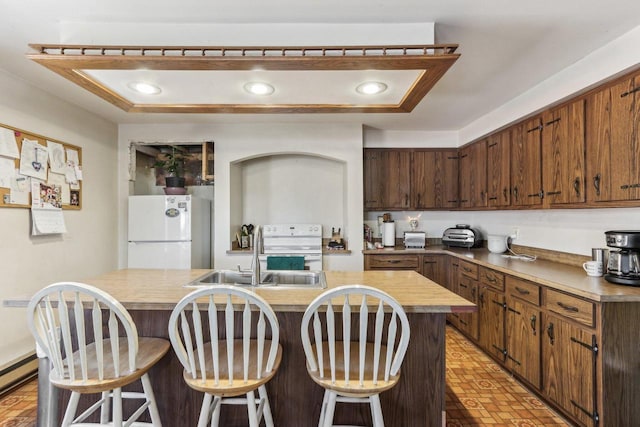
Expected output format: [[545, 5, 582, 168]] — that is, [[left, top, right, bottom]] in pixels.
[[185, 270, 327, 289]]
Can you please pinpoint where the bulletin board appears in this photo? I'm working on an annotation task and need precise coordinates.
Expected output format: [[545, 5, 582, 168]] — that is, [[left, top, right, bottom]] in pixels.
[[0, 122, 82, 210]]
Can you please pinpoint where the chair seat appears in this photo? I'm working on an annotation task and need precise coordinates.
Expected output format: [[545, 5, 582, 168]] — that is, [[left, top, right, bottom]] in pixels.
[[307, 342, 400, 397], [50, 337, 170, 394], [183, 339, 283, 397]]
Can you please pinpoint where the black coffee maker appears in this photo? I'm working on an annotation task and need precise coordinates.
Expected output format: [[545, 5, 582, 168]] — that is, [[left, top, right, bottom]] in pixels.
[[604, 230, 640, 286]]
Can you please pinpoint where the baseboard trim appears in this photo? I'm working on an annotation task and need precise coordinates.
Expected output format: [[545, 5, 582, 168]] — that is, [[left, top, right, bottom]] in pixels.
[[0, 353, 38, 396]]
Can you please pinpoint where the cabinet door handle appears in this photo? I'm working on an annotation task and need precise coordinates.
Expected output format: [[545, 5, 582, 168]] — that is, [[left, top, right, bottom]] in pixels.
[[528, 191, 544, 199], [545, 117, 561, 126], [388, 260, 401, 264], [573, 177, 581, 196], [557, 301, 579, 312], [486, 275, 497, 283], [547, 322, 555, 344], [530, 315, 537, 335], [513, 186, 519, 201], [417, 193, 421, 207], [514, 286, 530, 295], [620, 86, 640, 98], [463, 266, 473, 272], [593, 174, 601, 196], [459, 283, 468, 289], [503, 188, 508, 201], [405, 194, 409, 205], [492, 299, 506, 309], [488, 196, 498, 201]]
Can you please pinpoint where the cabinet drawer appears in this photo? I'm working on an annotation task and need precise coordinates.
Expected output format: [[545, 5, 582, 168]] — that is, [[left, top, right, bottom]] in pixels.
[[479, 266, 505, 290], [367, 255, 419, 269], [506, 276, 540, 306], [459, 260, 478, 279], [544, 289, 595, 327]]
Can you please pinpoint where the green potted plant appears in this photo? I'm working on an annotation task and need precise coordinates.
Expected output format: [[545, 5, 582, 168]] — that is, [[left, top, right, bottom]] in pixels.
[[153, 146, 190, 193]]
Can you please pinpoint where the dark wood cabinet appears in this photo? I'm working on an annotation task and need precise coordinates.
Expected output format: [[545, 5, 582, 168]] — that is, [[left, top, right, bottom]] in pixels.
[[363, 149, 410, 210], [542, 99, 586, 205], [421, 254, 447, 286], [542, 313, 597, 427], [586, 73, 640, 203], [478, 286, 506, 361], [412, 150, 459, 209], [457, 275, 479, 340], [363, 149, 384, 209], [477, 267, 506, 361], [364, 148, 458, 210], [486, 130, 511, 207], [364, 254, 420, 272], [447, 256, 460, 328], [458, 141, 487, 208], [511, 116, 543, 206], [505, 277, 541, 389]]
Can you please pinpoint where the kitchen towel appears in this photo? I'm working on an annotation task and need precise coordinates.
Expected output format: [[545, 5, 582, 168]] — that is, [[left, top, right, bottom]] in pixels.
[[267, 256, 305, 270]]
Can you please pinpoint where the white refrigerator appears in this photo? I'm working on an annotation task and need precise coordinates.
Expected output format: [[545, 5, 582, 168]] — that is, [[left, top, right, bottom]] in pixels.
[[128, 195, 211, 269]]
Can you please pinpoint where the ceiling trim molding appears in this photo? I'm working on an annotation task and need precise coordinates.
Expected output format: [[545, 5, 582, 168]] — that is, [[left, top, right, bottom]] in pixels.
[[27, 44, 459, 114]]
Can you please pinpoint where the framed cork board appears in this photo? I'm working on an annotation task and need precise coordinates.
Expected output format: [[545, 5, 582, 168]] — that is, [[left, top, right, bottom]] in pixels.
[[0, 122, 82, 210]]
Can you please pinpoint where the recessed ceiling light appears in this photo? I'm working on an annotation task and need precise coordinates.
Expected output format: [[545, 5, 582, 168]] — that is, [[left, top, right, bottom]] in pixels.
[[128, 81, 161, 95], [244, 82, 275, 96], [356, 81, 388, 95]]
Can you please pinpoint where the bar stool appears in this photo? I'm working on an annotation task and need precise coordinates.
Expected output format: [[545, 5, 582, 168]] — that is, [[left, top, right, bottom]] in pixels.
[[26, 282, 169, 426], [300, 285, 411, 427], [168, 285, 282, 427]]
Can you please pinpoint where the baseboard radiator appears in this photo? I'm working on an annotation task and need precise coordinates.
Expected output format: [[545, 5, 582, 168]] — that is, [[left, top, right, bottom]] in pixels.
[[0, 352, 38, 396]]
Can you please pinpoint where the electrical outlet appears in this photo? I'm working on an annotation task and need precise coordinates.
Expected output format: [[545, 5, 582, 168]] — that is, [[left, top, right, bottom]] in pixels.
[[511, 228, 520, 240]]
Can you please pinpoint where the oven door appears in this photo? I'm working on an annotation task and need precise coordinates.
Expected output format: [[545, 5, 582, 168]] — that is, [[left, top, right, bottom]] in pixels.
[[259, 254, 322, 271]]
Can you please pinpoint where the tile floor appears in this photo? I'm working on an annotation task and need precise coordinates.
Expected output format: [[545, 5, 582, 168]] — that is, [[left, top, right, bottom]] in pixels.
[[445, 326, 569, 426], [0, 326, 569, 426]]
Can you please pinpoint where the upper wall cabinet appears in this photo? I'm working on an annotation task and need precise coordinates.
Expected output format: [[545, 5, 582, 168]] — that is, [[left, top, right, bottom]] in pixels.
[[511, 116, 544, 206], [363, 149, 411, 210], [363, 148, 458, 211], [586, 72, 640, 203], [542, 99, 586, 205], [458, 141, 487, 209], [486, 130, 511, 207], [412, 150, 459, 209]]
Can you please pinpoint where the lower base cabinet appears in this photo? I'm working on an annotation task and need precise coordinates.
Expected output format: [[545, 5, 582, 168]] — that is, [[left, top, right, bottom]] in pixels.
[[365, 252, 637, 426], [457, 276, 478, 340], [505, 276, 541, 389], [478, 286, 506, 361], [542, 313, 597, 427]]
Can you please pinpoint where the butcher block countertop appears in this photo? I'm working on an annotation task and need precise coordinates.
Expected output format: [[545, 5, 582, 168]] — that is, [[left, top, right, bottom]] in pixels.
[[364, 245, 640, 303], [4, 269, 475, 314]]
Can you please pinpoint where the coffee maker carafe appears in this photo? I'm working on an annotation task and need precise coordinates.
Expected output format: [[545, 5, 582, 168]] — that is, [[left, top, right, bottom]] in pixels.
[[604, 230, 640, 286]]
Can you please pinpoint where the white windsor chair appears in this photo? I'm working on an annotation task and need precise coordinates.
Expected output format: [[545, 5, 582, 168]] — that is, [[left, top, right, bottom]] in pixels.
[[27, 282, 169, 426], [168, 285, 282, 427], [300, 285, 411, 427]]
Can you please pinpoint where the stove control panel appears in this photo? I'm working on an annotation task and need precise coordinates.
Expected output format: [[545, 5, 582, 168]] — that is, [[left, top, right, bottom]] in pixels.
[[263, 224, 322, 237]]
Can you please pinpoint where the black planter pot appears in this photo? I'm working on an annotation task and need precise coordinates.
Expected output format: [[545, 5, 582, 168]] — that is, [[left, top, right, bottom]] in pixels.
[[165, 176, 185, 188]]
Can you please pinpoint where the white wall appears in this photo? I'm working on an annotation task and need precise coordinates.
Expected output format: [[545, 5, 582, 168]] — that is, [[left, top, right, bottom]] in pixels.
[[0, 70, 118, 366], [118, 123, 364, 271], [240, 154, 345, 231], [364, 26, 640, 257]]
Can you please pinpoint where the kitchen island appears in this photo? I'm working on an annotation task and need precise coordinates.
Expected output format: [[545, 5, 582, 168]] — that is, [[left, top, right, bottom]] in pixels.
[[6, 269, 474, 427]]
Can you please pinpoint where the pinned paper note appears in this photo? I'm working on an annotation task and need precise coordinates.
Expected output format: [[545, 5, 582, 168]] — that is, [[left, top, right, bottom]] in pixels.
[[47, 140, 66, 174], [0, 127, 19, 159], [0, 157, 15, 189], [19, 139, 48, 180], [31, 207, 67, 235]]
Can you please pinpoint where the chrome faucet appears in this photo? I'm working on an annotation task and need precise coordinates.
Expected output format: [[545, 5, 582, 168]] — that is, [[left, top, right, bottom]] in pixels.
[[251, 225, 262, 286]]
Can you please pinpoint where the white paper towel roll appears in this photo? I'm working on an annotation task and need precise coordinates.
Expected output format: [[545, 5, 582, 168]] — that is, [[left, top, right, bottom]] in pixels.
[[382, 221, 395, 247]]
